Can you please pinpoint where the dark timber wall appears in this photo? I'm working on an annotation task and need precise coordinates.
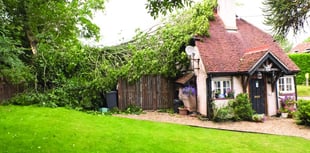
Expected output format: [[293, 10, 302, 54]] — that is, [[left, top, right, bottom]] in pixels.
[[117, 75, 174, 110]]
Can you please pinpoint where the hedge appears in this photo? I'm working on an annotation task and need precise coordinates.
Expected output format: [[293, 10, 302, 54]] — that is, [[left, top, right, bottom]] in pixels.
[[288, 53, 310, 85]]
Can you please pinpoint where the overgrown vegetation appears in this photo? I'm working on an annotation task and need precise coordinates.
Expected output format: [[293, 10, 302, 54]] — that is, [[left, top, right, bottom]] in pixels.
[[119, 0, 216, 82], [3, 0, 217, 111], [212, 93, 254, 122]]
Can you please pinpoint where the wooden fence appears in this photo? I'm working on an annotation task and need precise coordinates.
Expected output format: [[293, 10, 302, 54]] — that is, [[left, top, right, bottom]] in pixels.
[[0, 79, 23, 102], [117, 75, 175, 110]]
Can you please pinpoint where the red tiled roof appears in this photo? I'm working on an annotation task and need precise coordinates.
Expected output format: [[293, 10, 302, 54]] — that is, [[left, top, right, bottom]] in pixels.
[[196, 14, 300, 74], [291, 42, 310, 53], [239, 49, 268, 72]]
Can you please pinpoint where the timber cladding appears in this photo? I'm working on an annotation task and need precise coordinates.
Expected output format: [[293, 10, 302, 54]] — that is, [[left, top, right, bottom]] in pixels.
[[117, 75, 175, 110]]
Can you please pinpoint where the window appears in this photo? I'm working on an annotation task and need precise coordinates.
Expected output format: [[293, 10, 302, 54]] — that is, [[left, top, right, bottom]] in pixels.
[[278, 76, 294, 93], [213, 79, 232, 98]]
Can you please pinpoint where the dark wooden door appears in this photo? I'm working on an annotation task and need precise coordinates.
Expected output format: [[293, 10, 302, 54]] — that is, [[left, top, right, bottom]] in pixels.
[[250, 79, 265, 114]]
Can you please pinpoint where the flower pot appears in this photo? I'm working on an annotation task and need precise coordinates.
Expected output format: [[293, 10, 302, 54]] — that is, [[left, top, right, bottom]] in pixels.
[[178, 107, 188, 115], [281, 113, 288, 118]]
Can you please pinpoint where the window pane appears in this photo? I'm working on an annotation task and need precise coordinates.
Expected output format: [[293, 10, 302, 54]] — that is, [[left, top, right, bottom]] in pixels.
[[286, 77, 292, 91], [278, 77, 293, 92]]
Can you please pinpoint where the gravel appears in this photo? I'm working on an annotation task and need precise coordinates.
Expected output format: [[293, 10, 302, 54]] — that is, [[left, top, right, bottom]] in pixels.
[[115, 111, 310, 140]]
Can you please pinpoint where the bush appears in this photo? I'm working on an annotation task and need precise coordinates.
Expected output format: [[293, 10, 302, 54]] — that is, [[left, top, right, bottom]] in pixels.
[[228, 93, 254, 121], [296, 99, 310, 126], [124, 105, 143, 115], [212, 105, 234, 122]]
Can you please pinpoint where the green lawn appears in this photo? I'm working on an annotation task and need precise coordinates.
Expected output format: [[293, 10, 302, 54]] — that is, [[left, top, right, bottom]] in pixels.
[[297, 85, 310, 97], [1, 106, 309, 153]]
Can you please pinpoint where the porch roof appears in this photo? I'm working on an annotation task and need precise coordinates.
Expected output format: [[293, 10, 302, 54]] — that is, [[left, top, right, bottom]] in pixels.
[[175, 73, 194, 85]]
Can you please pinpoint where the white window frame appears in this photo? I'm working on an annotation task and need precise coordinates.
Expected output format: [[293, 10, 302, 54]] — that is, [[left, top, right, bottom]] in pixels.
[[212, 77, 232, 98], [278, 76, 294, 93]]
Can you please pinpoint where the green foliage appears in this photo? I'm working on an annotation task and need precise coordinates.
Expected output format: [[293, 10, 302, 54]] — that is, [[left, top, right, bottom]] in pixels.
[[0, 24, 33, 84], [296, 99, 310, 126], [212, 104, 234, 122], [120, 0, 216, 82], [212, 93, 254, 122], [228, 93, 254, 121], [124, 104, 143, 115], [274, 35, 292, 53], [3, 0, 217, 112], [288, 53, 310, 85], [146, 0, 193, 18], [263, 0, 310, 36], [252, 114, 266, 122]]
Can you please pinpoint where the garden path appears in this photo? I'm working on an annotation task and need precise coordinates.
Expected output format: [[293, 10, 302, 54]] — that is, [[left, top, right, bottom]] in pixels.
[[115, 111, 310, 140]]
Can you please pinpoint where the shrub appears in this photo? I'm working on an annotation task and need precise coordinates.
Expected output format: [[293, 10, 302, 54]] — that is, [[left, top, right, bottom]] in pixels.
[[296, 99, 310, 126], [124, 104, 143, 115], [252, 114, 266, 122], [212, 105, 234, 122], [228, 93, 254, 121]]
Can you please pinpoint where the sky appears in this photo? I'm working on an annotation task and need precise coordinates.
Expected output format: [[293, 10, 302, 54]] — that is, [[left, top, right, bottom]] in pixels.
[[91, 0, 309, 47]]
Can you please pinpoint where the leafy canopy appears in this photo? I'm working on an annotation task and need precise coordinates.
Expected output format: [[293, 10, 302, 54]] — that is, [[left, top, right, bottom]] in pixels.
[[120, 0, 216, 82], [0, 0, 105, 84], [263, 0, 310, 37], [146, 0, 193, 18]]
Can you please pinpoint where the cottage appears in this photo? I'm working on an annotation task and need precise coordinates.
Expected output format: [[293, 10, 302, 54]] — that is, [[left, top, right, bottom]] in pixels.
[[183, 0, 300, 117], [291, 42, 310, 53]]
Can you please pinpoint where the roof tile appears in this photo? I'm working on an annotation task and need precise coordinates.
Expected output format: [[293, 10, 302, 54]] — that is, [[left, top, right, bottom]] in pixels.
[[196, 14, 299, 74]]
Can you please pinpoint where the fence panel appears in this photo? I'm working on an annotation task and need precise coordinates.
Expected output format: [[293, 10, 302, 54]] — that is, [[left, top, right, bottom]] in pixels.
[[0, 80, 23, 102], [118, 75, 174, 110]]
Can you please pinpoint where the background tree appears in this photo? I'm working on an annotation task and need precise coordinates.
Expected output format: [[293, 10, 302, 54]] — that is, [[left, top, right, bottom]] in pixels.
[[263, 0, 310, 37], [0, 0, 104, 85], [146, 0, 193, 18], [274, 36, 293, 53]]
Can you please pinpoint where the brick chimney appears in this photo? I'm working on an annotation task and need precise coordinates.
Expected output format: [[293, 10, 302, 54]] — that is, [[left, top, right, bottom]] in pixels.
[[217, 0, 237, 31]]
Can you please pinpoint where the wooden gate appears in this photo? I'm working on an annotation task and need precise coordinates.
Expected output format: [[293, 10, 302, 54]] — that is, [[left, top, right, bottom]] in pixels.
[[117, 75, 175, 110]]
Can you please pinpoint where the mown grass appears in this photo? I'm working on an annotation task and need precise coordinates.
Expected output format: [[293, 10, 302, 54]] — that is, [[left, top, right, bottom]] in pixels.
[[0, 105, 310, 153], [297, 85, 310, 97]]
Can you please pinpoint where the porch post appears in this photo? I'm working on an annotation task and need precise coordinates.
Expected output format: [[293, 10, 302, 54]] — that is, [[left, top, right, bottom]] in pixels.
[[241, 74, 249, 93], [294, 75, 298, 101]]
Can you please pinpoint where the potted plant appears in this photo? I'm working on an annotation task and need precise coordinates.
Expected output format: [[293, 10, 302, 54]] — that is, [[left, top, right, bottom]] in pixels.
[[226, 88, 234, 99], [279, 96, 297, 118], [179, 85, 197, 112], [214, 89, 220, 98], [279, 107, 289, 118], [178, 106, 188, 115], [182, 85, 196, 97]]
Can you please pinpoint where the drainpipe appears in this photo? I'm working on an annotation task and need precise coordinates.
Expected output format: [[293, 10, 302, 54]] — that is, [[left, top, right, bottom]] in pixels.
[[206, 74, 212, 119]]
